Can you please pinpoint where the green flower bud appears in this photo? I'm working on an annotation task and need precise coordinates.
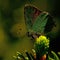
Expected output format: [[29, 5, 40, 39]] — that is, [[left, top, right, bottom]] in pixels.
[[34, 35, 50, 58]]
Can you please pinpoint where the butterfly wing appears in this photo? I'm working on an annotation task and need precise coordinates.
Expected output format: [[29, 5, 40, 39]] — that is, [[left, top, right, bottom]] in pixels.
[[32, 12, 49, 34], [32, 12, 55, 34], [24, 4, 55, 35], [24, 4, 41, 32]]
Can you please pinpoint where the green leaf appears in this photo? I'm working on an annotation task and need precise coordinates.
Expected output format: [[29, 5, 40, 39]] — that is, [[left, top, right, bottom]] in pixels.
[[17, 52, 25, 60], [49, 51, 60, 60]]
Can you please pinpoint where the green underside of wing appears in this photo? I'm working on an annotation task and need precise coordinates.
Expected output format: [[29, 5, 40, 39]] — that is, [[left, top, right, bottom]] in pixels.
[[24, 6, 35, 31], [32, 12, 48, 34]]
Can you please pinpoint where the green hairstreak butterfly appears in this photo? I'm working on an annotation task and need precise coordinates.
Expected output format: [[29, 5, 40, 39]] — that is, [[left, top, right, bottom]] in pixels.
[[24, 4, 55, 39]]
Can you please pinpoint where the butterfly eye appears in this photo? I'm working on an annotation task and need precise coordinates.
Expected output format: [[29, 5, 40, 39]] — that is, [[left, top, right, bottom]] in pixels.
[[27, 32, 31, 37]]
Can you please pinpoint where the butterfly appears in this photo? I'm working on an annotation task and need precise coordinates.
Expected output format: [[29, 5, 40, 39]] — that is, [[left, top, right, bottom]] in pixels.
[[24, 4, 55, 39]]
